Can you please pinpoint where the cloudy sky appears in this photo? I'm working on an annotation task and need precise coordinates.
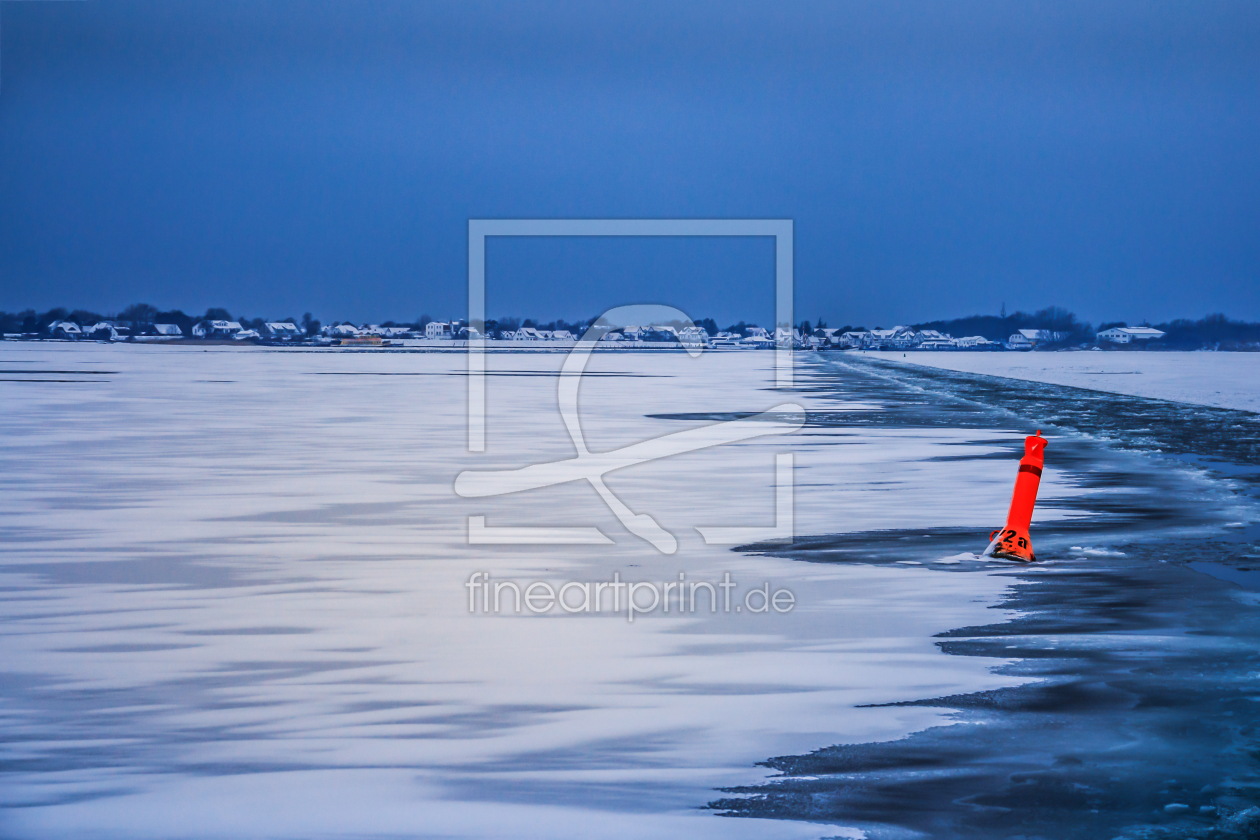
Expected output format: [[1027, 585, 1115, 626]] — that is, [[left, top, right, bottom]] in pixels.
[[1, 1, 1257, 326]]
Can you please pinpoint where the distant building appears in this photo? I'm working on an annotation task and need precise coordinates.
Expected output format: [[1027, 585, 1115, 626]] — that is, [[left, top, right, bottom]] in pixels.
[[512, 327, 544, 341], [134, 323, 184, 342], [549, 329, 575, 341], [1012, 328, 1069, 348], [323, 323, 360, 338], [47, 321, 82, 339], [86, 321, 133, 341], [193, 320, 243, 338], [740, 326, 774, 348], [678, 326, 709, 347], [425, 321, 454, 340], [839, 331, 869, 348], [1097, 326, 1166, 344], [707, 332, 741, 347], [263, 322, 302, 340], [641, 325, 680, 343], [866, 326, 915, 349], [1007, 332, 1034, 350], [806, 328, 837, 348]]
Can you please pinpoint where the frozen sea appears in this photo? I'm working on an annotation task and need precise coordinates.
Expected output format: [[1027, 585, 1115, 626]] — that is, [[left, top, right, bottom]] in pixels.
[[1, 343, 1257, 839], [880, 349, 1260, 413]]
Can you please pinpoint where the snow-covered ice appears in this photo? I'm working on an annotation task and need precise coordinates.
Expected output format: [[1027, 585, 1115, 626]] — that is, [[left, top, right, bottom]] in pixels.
[[879, 350, 1260, 413], [0, 343, 1234, 839]]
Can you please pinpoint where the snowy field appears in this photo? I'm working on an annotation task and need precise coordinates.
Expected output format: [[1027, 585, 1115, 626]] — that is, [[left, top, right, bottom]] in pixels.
[[0, 344, 1243, 839], [876, 350, 1260, 413]]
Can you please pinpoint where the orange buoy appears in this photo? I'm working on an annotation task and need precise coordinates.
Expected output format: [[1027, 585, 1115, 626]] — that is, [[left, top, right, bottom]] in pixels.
[[985, 431, 1047, 562]]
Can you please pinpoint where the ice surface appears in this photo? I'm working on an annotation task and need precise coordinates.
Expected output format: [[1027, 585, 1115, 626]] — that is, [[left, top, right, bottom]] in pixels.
[[0, 343, 1219, 838], [879, 350, 1260, 413]]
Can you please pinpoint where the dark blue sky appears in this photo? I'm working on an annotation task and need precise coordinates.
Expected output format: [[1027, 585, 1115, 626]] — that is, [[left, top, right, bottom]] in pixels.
[[1, 1, 1257, 327]]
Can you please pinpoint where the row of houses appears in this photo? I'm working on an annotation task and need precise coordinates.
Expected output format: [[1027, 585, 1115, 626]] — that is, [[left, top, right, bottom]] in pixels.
[[36, 318, 1168, 349], [421, 322, 576, 341], [45, 319, 310, 342], [806, 326, 1006, 350]]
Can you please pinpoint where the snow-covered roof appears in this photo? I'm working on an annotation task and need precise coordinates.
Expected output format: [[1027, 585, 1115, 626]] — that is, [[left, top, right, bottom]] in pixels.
[[1103, 326, 1166, 337], [154, 323, 183, 335]]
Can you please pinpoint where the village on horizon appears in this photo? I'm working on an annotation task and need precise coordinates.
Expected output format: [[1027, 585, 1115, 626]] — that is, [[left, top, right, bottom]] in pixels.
[[4, 305, 1258, 351]]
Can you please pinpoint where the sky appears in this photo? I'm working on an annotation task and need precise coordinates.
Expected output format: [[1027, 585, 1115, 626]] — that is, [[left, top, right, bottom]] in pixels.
[[1, 0, 1257, 328]]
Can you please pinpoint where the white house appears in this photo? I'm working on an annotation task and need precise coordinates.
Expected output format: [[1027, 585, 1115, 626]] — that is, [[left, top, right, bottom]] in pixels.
[[425, 321, 454, 340], [916, 329, 951, 343], [47, 320, 82, 339], [1097, 326, 1166, 344], [233, 329, 261, 341], [643, 325, 680, 343], [549, 329, 575, 341], [678, 326, 709, 347], [1011, 328, 1068, 348], [956, 335, 997, 349], [193, 320, 243, 338], [263, 322, 302, 340], [807, 328, 838, 348], [86, 321, 133, 341], [866, 326, 915, 349], [134, 323, 184, 341], [512, 327, 544, 341], [740, 327, 774, 348], [1007, 332, 1034, 350], [839, 331, 869, 348]]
